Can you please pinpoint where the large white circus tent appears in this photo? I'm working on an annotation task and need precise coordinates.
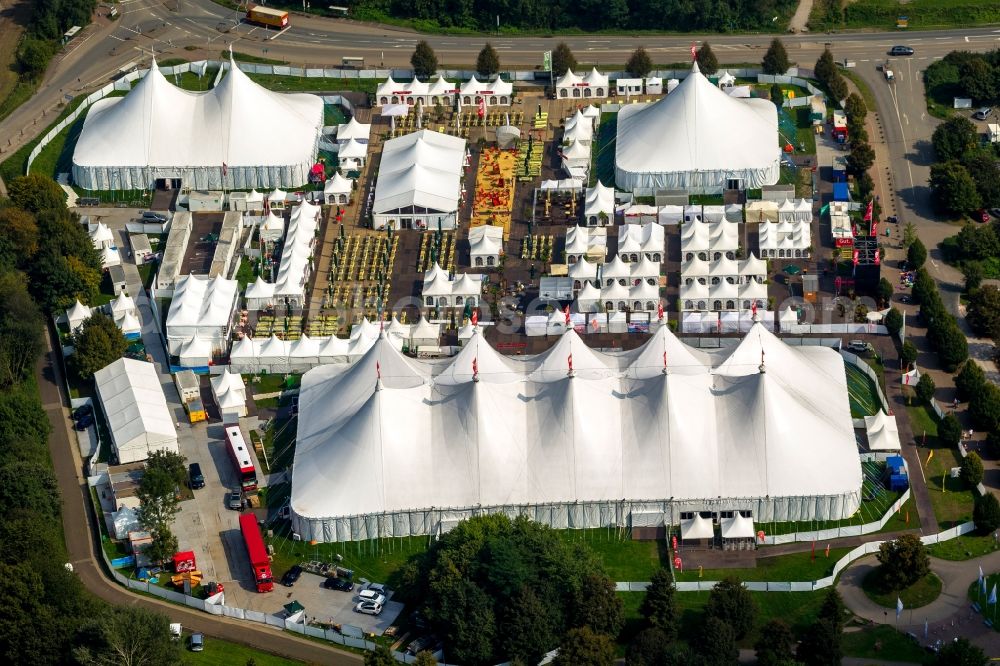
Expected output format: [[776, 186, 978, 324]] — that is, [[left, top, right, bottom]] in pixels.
[[72, 56, 324, 190], [615, 62, 781, 192], [290, 323, 862, 543]]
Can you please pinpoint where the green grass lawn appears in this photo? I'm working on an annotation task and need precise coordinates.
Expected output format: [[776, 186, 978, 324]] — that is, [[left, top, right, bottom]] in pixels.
[[928, 532, 1000, 560], [167, 68, 219, 92], [863, 569, 943, 609], [557, 529, 666, 582], [907, 404, 976, 529], [846, 361, 883, 417], [809, 0, 1000, 30], [245, 73, 377, 94], [591, 112, 617, 188], [840, 624, 933, 664], [966, 573, 1000, 630], [181, 634, 302, 665], [675, 547, 852, 583], [27, 90, 128, 179]]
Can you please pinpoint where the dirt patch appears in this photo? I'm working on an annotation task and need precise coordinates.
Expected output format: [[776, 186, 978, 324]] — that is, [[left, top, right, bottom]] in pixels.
[[0, 0, 30, 107]]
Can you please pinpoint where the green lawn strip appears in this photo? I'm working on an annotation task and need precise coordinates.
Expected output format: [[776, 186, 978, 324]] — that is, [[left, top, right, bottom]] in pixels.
[[840, 69, 877, 115], [0, 91, 90, 182], [862, 569, 943, 609], [244, 73, 377, 94], [846, 361, 883, 417], [675, 547, 852, 583], [906, 404, 976, 529], [840, 624, 933, 664], [928, 532, 1000, 560], [28, 90, 127, 179], [0, 79, 39, 124], [676, 590, 826, 646], [181, 634, 303, 665], [556, 529, 666, 582], [235, 257, 256, 290]]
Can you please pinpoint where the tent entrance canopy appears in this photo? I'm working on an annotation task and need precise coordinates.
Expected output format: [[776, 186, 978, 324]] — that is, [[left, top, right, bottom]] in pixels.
[[679, 513, 714, 540], [720, 513, 755, 539]]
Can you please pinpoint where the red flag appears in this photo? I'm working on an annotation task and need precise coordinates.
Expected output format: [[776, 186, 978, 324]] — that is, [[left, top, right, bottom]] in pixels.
[[376, 360, 381, 380], [564, 304, 571, 326], [657, 301, 664, 321], [874, 250, 881, 266], [690, 42, 697, 62], [471, 308, 478, 326], [567, 353, 573, 372], [590, 317, 599, 330], [472, 357, 478, 378], [863, 200, 873, 222], [811, 541, 816, 561], [852, 249, 859, 266], [477, 98, 485, 118], [751, 300, 758, 318]]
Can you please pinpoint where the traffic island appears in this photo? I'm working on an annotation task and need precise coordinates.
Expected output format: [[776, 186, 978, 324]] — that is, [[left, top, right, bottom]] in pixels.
[[862, 568, 942, 610]]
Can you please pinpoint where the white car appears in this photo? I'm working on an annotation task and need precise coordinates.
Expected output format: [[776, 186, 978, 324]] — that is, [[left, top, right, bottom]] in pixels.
[[354, 601, 383, 616], [358, 590, 386, 605]]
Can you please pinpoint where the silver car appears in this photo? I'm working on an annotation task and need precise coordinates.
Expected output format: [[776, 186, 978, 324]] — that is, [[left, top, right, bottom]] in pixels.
[[354, 601, 383, 616]]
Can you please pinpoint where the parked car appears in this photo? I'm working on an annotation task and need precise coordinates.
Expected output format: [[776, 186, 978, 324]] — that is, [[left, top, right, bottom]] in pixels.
[[888, 45, 914, 56], [974, 107, 993, 121], [358, 590, 386, 605], [188, 463, 205, 490], [74, 414, 94, 430], [847, 340, 868, 353], [188, 633, 204, 652], [72, 404, 93, 420], [323, 577, 354, 592], [140, 211, 168, 223], [226, 490, 243, 511], [281, 565, 303, 587], [363, 582, 386, 595], [354, 601, 383, 616]]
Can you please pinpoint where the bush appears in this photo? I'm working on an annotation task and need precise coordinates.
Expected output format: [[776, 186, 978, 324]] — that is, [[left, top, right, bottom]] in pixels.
[[705, 576, 755, 639], [876, 534, 929, 590], [915, 373, 936, 404], [938, 413, 962, 448], [932, 116, 979, 161], [761, 38, 790, 75], [625, 47, 653, 78], [974, 493, 1000, 535], [907, 238, 927, 269], [884, 307, 903, 337], [955, 360, 986, 402], [967, 285, 1000, 340], [900, 340, 918, 369], [961, 452, 985, 488]]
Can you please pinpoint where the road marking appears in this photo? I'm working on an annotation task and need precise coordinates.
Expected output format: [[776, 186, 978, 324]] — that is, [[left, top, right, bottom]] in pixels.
[[965, 36, 970, 42]]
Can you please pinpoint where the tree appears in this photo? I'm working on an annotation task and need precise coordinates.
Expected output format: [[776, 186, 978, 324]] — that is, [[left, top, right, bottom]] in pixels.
[[16, 38, 52, 80], [639, 568, 677, 640], [962, 152, 1000, 209], [846, 142, 875, 175], [938, 413, 963, 447], [848, 125, 869, 148], [7, 174, 66, 213], [885, 307, 903, 337], [71, 313, 128, 381], [0, 461, 61, 520], [915, 372, 936, 404], [691, 616, 738, 666], [0, 273, 44, 387], [72, 606, 181, 666], [901, 341, 918, 369], [625, 47, 653, 78], [930, 161, 982, 215], [932, 117, 979, 162], [0, 207, 39, 269], [552, 627, 614, 666], [958, 58, 996, 103], [876, 534, 930, 590], [956, 360, 986, 401], [967, 285, 1000, 339], [876, 278, 894, 307], [770, 83, 784, 109], [137, 451, 187, 564], [502, 587, 559, 666], [969, 383, 1000, 433], [704, 576, 755, 640], [762, 38, 790, 75], [827, 74, 848, 102], [974, 493, 1000, 534], [818, 588, 846, 632], [932, 322, 970, 372], [795, 618, 841, 666], [961, 452, 985, 488], [30, 251, 101, 314], [626, 627, 670, 666], [935, 637, 988, 666], [552, 42, 577, 76], [902, 221, 918, 249], [754, 619, 795, 666], [696, 43, 718, 76], [410, 41, 438, 78], [965, 262, 986, 292], [476, 43, 500, 78], [414, 652, 437, 666], [814, 48, 836, 86], [907, 237, 927, 269], [364, 645, 397, 666], [573, 573, 624, 637], [844, 93, 867, 124]]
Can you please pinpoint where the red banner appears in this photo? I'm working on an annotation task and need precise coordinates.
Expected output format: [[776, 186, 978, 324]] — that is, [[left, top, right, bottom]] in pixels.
[[835, 237, 854, 248]]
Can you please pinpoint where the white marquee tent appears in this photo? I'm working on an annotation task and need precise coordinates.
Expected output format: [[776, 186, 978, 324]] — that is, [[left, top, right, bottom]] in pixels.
[[865, 411, 901, 452], [166, 275, 238, 356], [72, 57, 324, 190], [290, 324, 863, 542], [94, 358, 178, 464], [615, 62, 780, 192]]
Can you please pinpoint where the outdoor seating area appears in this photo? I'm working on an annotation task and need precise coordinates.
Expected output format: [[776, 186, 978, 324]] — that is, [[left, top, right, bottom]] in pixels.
[[471, 148, 517, 238], [516, 134, 544, 180], [417, 231, 456, 273], [520, 234, 554, 262], [322, 232, 398, 317], [538, 188, 581, 225], [457, 110, 524, 128], [324, 284, 390, 319], [255, 314, 303, 340], [304, 314, 345, 337]]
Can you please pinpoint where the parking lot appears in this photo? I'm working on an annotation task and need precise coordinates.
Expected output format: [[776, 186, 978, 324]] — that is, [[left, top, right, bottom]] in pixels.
[[272, 572, 404, 632]]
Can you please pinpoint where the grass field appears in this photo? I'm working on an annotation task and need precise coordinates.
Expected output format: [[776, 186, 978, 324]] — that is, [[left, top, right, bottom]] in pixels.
[[907, 404, 976, 529], [846, 361, 883, 417], [967, 573, 1000, 630], [181, 635, 302, 665], [863, 569, 943, 609], [928, 532, 999, 560], [840, 625, 933, 664], [557, 528, 667, 581], [809, 0, 1000, 30], [245, 73, 377, 94]]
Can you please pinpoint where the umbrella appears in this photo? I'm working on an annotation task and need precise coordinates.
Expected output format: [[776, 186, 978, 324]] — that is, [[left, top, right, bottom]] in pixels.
[[784, 264, 802, 275]]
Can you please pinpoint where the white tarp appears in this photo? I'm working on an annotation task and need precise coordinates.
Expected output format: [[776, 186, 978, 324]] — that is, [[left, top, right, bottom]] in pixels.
[[615, 62, 780, 191], [73, 57, 324, 190], [291, 324, 863, 542]]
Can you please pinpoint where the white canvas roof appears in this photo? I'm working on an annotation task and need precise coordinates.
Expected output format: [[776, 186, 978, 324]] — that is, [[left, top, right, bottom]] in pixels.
[[566, 226, 607, 255], [374, 130, 466, 215], [618, 223, 664, 255], [116, 311, 142, 336], [291, 324, 862, 541], [720, 513, 754, 539], [324, 172, 353, 196], [90, 222, 114, 245], [94, 358, 177, 464], [680, 514, 714, 540], [865, 411, 901, 451], [73, 58, 322, 187], [336, 116, 371, 142], [167, 275, 237, 328], [110, 292, 136, 317], [615, 62, 780, 191], [568, 258, 598, 280], [211, 369, 246, 401], [584, 181, 615, 218], [469, 225, 504, 257]]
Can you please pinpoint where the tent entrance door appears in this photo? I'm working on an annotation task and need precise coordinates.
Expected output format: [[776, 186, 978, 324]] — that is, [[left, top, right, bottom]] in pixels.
[[156, 178, 182, 190], [400, 218, 413, 229], [726, 178, 743, 191]]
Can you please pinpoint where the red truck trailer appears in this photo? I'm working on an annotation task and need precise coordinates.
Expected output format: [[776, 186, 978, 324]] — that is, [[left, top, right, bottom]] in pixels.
[[246, 5, 288, 28], [239, 513, 273, 592]]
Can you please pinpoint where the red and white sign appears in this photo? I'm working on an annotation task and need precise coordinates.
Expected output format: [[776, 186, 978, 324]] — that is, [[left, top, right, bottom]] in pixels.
[[834, 237, 854, 248], [392, 90, 412, 95], [477, 90, 494, 95], [574, 82, 590, 87]]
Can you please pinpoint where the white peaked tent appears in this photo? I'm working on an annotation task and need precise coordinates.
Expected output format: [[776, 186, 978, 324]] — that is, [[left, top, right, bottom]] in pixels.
[[110, 292, 136, 319], [469, 225, 504, 267], [584, 181, 615, 226], [211, 369, 247, 419], [66, 299, 93, 331], [178, 335, 212, 367], [245, 276, 276, 311], [259, 211, 285, 242], [72, 57, 324, 190], [228, 337, 260, 373], [323, 172, 354, 204], [94, 358, 178, 464], [865, 411, 901, 451], [102, 246, 122, 269], [246, 189, 264, 207], [116, 310, 142, 338], [720, 513, 755, 539], [166, 275, 238, 355], [336, 116, 371, 142], [90, 222, 115, 250], [680, 514, 714, 540], [290, 324, 863, 542], [618, 223, 665, 260], [779, 306, 799, 329], [615, 62, 780, 191], [267, 187, 288, 208]]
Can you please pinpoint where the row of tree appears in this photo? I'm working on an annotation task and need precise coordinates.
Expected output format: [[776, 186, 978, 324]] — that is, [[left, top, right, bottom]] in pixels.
[[410, 38, 795, 82], [911, 267, 970, 372], [929, 116, 1000, 216], [355, 0, 797, 35], [0, 178, 184, 665]]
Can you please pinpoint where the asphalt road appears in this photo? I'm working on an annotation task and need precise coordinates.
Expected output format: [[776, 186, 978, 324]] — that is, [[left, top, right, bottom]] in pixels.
[[37, 324, 361, 665]]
